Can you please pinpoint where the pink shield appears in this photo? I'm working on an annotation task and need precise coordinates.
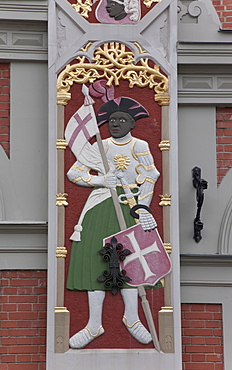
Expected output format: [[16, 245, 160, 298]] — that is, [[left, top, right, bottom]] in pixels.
[[104, 224, 171, 287]]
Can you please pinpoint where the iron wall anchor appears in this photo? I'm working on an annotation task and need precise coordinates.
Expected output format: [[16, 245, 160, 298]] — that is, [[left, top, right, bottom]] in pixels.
[[192, 166, 208, 243]]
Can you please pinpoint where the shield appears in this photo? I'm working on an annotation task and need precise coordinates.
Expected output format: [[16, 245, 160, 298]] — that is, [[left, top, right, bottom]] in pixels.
[[103, 224, 171, 287]]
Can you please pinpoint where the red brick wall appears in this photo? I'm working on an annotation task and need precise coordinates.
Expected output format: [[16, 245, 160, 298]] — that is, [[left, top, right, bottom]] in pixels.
[[0, 270, 47, 370], [212, 0, 232, 29], [182, 303, 224, 370], [0, 63, 10, 158], [216, 107, 232, 185]]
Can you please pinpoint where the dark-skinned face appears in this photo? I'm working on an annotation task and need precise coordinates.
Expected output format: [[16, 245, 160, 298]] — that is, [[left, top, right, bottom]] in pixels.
[[108, 111, 135, 138], [106, 0, 127, 20]]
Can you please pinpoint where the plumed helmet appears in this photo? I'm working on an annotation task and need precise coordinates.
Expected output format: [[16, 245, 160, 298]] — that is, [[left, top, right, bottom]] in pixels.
[[96, 97, 149, 126], [89, 79, 149, 126]]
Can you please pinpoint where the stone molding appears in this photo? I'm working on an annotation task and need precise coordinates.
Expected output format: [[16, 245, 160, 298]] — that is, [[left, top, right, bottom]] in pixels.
[[178, 65, 232, 104], [178, 42, 232, 65], [0, 222, 48, 268], [0, 20, 48, 60], [0, 221, 48, 232], [0, 0, 48, 21], [180, 254, 232, 289], [180, 254, 232, 267]]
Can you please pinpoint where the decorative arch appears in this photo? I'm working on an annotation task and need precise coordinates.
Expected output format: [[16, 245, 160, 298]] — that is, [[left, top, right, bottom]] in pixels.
[[57, 42, 169, 106], [218, 196, 232, 254]]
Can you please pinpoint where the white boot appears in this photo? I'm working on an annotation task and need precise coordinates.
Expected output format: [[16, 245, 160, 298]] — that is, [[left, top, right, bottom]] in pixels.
[[121, 288, 152, 345], [69, 290, 105, 349]]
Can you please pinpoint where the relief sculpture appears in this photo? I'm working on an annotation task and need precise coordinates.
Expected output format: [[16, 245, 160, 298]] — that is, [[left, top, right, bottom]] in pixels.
[[64, 79, 171, 349]]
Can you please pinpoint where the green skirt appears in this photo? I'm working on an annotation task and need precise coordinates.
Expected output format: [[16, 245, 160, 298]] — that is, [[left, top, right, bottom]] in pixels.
[[66, 188, 136, 291]]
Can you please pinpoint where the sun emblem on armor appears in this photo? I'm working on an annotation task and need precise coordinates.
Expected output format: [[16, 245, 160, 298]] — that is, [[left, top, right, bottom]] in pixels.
[[114, 154, 130, 171]]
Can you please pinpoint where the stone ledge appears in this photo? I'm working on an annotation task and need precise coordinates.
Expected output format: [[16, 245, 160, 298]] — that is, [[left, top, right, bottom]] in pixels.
[[0, 0, 48, 21], [180, 254, 232, 267], [178, 43, 232, 65], [0, 221, 48, 233]]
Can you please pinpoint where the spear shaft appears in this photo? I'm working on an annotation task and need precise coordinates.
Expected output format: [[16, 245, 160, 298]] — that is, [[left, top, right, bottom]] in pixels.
[[95, 132, 160, 352]]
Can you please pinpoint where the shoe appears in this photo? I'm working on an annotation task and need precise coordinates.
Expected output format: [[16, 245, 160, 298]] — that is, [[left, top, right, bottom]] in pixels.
[[122, 316, 152, 344], [69, 325, 104, 349]]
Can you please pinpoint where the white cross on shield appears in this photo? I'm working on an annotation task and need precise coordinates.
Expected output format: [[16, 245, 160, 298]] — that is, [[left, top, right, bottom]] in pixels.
[[103, 224, 172, 287]]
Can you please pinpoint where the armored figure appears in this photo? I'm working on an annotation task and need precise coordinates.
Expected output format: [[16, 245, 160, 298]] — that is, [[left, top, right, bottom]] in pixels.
[[66, 88, 160, 349]]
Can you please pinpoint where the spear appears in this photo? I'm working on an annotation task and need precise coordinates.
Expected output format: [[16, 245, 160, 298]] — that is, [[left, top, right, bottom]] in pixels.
[[82, 84, 160, 351]]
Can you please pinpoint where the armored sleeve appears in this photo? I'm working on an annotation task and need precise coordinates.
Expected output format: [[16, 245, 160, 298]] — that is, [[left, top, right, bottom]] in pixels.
[[67, 160, 117, 189], [133, 139, 160, 207], [67, 161, 95, 187]]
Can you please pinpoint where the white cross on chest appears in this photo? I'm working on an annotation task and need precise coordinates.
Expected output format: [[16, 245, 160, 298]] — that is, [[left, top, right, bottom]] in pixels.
[[123, 230, 161, 281]]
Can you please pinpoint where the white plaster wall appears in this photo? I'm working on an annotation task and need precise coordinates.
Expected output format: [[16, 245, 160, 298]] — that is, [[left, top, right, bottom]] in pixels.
[[0, 61, 48, 221], [178, 105, 220, 254], [0, 61, 48, 269]]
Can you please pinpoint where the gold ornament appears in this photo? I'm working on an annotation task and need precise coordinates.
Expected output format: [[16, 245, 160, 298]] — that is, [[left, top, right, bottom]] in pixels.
[[114, 154, 130, 171], [56, 193, 68, 206], [80, 42, 93, 52], [56, 247, 68, 258], [56, 139, 68, 150], [143, 0, 162, 7], [57, 43, 169, 106], [72, 0, 93, 18], [54, 306, 69, 313], [155, 92, 170, 106], [164, 243, 172, 254], [158, 140, 170, 151], [159, 306, 173, 313], [57, 91, 71, 106], [110, 137, 133, 146], [159, 194, 171, 206], [123, 197, 137, 209], [70, 165, 93, 186]]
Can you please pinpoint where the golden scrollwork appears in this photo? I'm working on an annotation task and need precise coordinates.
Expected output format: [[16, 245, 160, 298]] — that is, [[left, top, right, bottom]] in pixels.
[[56, 247, 68, 258], [159, 140, 170, 151], [56, 193, 68, 206], [72, 0, 93, 18], [56, 139, 68, 150], [57, 43, 169, 106], [133, 42, 147, 54], [143, 0, 162, 8], [159, 194, 171, 206], [164, 243, 172, 254], [80, 42, 93, 52]]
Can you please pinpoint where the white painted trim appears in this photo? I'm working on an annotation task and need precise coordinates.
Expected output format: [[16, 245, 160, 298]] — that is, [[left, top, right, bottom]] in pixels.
[[0, 0, 48, 21]]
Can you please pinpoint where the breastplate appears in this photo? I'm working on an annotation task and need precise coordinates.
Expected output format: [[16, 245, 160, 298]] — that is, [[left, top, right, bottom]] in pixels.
[[105, 137, 139, 186]]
